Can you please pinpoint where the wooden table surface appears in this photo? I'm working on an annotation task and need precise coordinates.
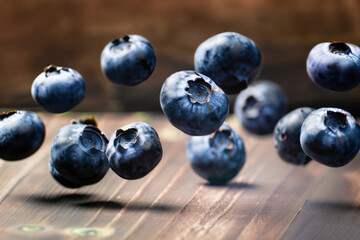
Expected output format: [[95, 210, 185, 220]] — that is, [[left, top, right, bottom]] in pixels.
[[0, 112, 359, 240]]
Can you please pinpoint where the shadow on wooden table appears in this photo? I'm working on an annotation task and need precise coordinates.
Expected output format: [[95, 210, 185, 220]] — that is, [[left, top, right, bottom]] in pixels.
[[17, 193, 182, 212]]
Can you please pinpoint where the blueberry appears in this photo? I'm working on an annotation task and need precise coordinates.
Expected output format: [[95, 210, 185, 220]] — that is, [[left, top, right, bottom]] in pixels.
[[186, 122, 246, 185], [274, 107, 314, 165], [0, 110, 45, 161], [234, 81, 287, 135], [106, 122, 162, 180], [306, 41, 360, 91], [101, 35, 156, 86], [160, 70, 229, 136], [300, 107, 360, 167], [194, 32, 262, 94], [50, 122, 109, 187], [31, 65, 86, 113]]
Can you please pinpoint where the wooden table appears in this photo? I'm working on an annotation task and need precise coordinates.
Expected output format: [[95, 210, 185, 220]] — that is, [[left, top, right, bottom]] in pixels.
[[0, 113, 359, 240]]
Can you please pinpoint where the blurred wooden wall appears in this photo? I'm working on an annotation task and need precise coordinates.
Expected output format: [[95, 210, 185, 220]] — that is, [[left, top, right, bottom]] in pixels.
[[0, 0, 359, 114]]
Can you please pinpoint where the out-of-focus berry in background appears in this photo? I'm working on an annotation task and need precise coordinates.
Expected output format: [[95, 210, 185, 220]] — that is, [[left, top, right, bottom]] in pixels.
[[0, 0, 359, 115]]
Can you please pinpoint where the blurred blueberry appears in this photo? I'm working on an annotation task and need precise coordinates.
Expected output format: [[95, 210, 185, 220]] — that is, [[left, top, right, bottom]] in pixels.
[[187, 122, 246, 185], [194, 32, 262, 94], [50, 122, 109, 187], [0, 110, 45, 161], [160, 70, 229, 136], [106, 122, 163, 180], [274, 107, 314, 165], [306, 41, 360, 91], [234, 81, 287, 135], [101, 34, 156, 86], [31, 65, 86, 113], [300, 107, 360, 167]]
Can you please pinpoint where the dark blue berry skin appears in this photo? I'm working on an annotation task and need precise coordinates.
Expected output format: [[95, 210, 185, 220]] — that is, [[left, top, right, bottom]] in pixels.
[[50, 123, 109, 187], [49, 161, 83, 188], [300, 108, 360, 167], [194, 32, 262, 94], [187, 122, 246, 185], [101, 35, 156, 86], [234, 81, 287, 135], [106, 122, 163, 180], [31, 65, 86, 113], [0, 110, 45, 161], [160, 70, 229, 136], [274, 107, 314, 165], [306, 41, 360, 91]]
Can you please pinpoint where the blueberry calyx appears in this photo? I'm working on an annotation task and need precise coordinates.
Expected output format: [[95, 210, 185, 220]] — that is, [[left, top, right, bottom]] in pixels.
[[79, 126, 108, 152], [209, 128, 233, 151], [242, 96, 261, 119], [186, 77, 219, 104], [72, 116, 98, 127], [111, 35, 131, 46], [329, 41, 351, 54], [44, 65, 68, 77], [0, 110, 17, 120], [114, 128, 138, 150], [324, 111, 348, 132]]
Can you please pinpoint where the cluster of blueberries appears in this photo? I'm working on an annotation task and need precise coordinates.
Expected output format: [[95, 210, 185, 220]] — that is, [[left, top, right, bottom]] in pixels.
[[0, 32, 360, 188]]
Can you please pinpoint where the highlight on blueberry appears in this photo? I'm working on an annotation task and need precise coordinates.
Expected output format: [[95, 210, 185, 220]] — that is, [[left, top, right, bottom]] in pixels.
[[106, 122, 163, 180], [187, 122, 246, 185], [194, 32, 262, 94], [50, 120, 109, 188], [234, 81, 287, 135], [300, 107, 360, 167], [274, 107, 314, 165], [101, 34, 156, 86], [160, 70, 229, 136], [0, 110, 45, 161], [31, 65, 86, 113], [306, 41, 360, 91]]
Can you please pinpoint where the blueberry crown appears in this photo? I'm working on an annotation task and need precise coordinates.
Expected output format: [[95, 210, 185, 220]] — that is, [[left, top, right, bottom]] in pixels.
[[44, 65, 68, 77], [79, 125, 108, 152], [0, 110, 17, 121], [329, 41, 351, 54], [114, 128, 138, 150]]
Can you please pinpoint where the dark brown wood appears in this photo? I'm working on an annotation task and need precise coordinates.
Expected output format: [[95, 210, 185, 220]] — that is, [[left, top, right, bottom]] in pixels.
[[0, 113, 359, 239]]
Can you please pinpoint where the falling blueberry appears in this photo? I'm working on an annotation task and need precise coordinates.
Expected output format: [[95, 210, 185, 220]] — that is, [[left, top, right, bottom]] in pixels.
[[160, 70, 229, 136], [31, 65, 86, 113], [274, 107, 314, 165], [106, 122, 163, 180], [194, 32, 262, 94], [101, 34, 156, 86], [306, 41, 360, 91], [234, 81, 287, 135], [187, 122, 246, 185], [300, 107, 360, 167], [50, 121, 109, 187], [0, 110, 45, 161]]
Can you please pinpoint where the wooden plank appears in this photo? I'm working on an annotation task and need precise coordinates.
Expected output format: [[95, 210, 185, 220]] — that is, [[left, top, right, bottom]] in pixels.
[[236, 161, 325, 240], [281, 154, 360, 240], [154, 134, 297, 240]]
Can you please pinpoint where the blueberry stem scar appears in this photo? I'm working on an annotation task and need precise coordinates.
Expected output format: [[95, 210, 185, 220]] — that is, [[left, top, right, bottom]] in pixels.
[[0, 110, 17, 120], [79, 126, 108, 152], [324, 111, 348, 132], [44, 64, 66, 77], [329, 41, 351, 54], [115, 128, 138, 149]]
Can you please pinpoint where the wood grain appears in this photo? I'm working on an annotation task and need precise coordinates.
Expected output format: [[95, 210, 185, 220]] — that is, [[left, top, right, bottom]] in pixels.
[[0, 113, 359, 239]]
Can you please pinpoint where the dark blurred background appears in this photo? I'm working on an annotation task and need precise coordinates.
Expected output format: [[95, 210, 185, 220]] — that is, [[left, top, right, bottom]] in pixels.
[[1, 0, 360, 115]]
